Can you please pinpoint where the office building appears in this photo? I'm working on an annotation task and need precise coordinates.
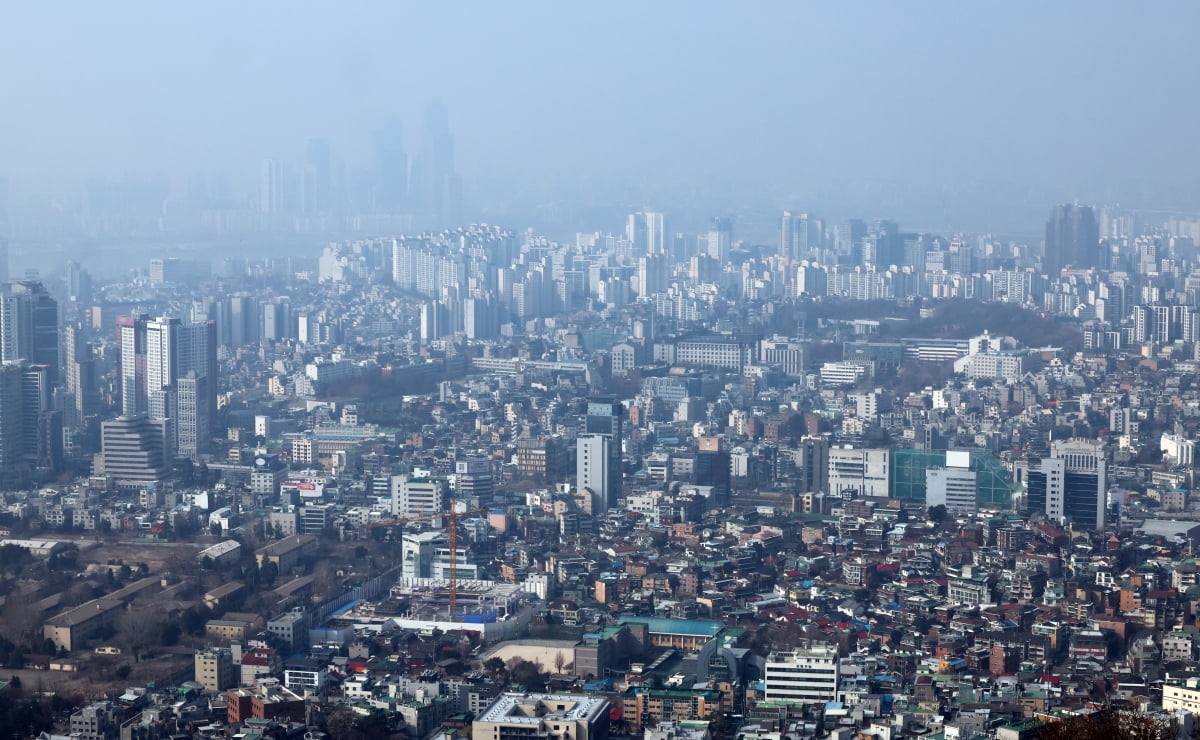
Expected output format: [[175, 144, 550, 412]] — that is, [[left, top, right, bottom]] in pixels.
[[1025, 438, 1107, 529], [763, 644, 840, 704], [580, 396, 625, 513], [98, 415, 169, 485], [0, 362, 25, 487], [826, 447, 890, 498], [760, 337, 806, 376], [391, 473, 448, 517], [455, 458, 494, 504], [176, 372, 210, 460], [1044, 204, 1100, 276], [119, 315, 216, 446], [926, 451, 978, 514], [64, 322, 97, 429], [0, 281, 58, 382]]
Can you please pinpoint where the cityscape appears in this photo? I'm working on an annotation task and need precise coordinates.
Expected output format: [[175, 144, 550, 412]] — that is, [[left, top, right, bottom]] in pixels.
[[4, 3, 1200, 740]]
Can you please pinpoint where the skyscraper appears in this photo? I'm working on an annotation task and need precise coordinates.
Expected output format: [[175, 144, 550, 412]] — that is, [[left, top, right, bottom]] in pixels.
[[374, 117, 408, 211], [1025, 438, 1107, 529], [117, 314, 147, 416], [626, 212, 667, 256], [0, 362, 25, 487], [416, 101, 461, 229], [780, 212, 824, 261], [1044, 204, 1100, 276], [176, 372, 210, 460], [64, 322, 97, 430], [305, 137, 332, 214], [119, 315, 216, 451], [703, 218, 733, 262], [0, 281, 58, 382]]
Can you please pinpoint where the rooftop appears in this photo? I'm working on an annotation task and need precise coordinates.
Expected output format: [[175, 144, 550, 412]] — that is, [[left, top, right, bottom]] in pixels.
[[476, 693, 608, 725]]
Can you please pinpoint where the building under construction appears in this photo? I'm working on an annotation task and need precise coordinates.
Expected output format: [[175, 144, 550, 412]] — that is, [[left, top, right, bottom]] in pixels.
[[326, 580, 534, 640]]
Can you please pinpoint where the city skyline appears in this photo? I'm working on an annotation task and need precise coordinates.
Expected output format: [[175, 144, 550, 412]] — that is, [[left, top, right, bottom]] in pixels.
[[3, 2, 1200, 249]]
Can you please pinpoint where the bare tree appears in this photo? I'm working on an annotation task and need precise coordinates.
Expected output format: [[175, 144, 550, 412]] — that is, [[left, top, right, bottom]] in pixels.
[[1037, 709, 1172, 740], [1, 599, 41, 645], [116, 607, 160, 661]]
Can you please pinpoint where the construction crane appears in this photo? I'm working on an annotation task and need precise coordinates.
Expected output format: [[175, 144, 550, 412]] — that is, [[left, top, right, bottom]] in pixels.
[[368, 504, 487, 613]]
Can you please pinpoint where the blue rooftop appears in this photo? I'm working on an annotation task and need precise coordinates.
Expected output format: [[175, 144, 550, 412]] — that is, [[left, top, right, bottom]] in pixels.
[[618, 616, 723, 637]]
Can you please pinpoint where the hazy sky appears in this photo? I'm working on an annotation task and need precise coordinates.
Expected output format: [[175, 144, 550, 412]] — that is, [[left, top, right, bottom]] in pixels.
[[2, 1, 1199, 233]]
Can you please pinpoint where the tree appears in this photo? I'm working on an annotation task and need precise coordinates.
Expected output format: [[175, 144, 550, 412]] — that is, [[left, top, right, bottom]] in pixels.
[[181, 607, 209, 635], [1036, 709, 1171, 740], [483, 657, 506, 680], [508, 657, 548, 691], [1, 600, 41, 646], [159, 622, 181, 646], [927, 505, 948, 525], [325, 706, 367, 740]]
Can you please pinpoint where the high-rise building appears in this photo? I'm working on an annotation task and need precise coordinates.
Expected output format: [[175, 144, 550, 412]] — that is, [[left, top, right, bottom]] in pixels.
[[635, 253, 668, 298], [420, 301, 450, 342], [626, 212, 667, 255], [99, 415, 169, 485], [0, 362, 26, 487], [0, 281, 58, 382], [0, 239, 7, 284], [577, 434, 613, 515], [702, 218, 733, 262], [1025, 438, 1106, 529], [305, 137, 332, 214], [120, 315, 216, 435], [261, 297, 292, 341], [780, 212, 824, 261], [20, 363, 50, 464], [578, 396, 625, 513], [374, 118, 407, 211], [1044, 204, 1100, 276], [416, 101, 461, 229], [585, 397, 624, 510], [176, 372, 210, 460], [145, 316, 181, 395], [259, 158, 296, 214]]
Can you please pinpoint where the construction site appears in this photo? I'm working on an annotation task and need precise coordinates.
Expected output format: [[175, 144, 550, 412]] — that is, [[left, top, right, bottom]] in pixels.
[[325, 580, 534, 640]]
